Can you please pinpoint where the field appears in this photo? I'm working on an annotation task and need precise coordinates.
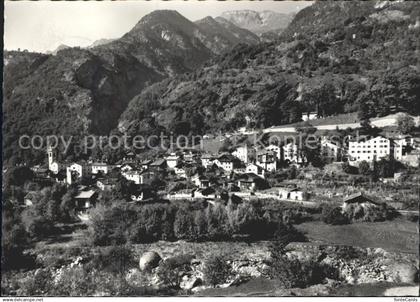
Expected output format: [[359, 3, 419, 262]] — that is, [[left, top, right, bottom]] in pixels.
[[296, 218, 419, 254]]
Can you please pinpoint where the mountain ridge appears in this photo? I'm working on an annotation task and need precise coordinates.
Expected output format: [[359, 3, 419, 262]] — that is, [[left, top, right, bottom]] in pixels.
[[119, 1, 420, 139], [2, 9, 262, 165]]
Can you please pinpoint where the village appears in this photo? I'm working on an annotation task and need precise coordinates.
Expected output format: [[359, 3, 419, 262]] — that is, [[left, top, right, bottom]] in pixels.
[[24, 126, 420, 220]]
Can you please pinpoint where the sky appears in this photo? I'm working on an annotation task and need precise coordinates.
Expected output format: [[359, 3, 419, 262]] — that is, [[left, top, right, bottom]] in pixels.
[[4, 1, 313, 53]]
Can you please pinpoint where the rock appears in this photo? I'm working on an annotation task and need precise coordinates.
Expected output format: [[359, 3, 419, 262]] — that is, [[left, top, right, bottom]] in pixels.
[[180, 276, 202, 290], [139, 251, 161, 271], [389, 263, 418, 284]]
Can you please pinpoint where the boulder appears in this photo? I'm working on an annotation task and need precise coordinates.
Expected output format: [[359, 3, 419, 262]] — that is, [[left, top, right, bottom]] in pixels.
[[180, 276, 202, 290], [389, 263, 418, 284], [139, 251, 162, 271]]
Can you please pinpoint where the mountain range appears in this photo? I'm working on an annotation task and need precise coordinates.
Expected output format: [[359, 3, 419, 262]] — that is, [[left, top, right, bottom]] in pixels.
[[3, 10, 259, 164], [119, 1, 420, 137], [220, 10, 294, 35]]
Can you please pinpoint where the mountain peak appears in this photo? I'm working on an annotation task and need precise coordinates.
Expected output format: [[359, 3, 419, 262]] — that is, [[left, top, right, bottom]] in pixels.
[[220, 10, 293, 34]]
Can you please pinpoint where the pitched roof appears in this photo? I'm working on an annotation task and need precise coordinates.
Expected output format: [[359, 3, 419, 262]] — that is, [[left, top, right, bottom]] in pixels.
[[217, 153, 236, 162], [75, 190, 97, 199], [343, 192, 381, 205], [151, 158, 166, 166], [92, 163, 108, 167]]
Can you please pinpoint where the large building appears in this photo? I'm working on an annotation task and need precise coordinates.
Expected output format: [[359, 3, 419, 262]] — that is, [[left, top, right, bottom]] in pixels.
[[282, 143, 305, 164], [256, 150, 277, 172], [348, 136, 401, 163]]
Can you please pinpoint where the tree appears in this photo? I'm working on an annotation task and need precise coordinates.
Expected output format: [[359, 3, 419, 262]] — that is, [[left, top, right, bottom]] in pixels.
[[174, 207, 194, 240], [358, 160, 371, 175], [321, 206, 350, 225], [203, 255, 231, 287], [397, 113, 415, 134]]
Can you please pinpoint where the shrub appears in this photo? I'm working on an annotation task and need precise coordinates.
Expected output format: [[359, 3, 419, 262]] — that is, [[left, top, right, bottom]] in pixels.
[[88, 245, 136, 275], [269, 239, 338, 288], [321, 206, 350, 225], [203, 254, 231, 287], [157, 256, 191, 289]]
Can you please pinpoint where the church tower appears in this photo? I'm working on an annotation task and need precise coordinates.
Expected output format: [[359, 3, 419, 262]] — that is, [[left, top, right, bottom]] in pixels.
[[47, 145, 54, 170]]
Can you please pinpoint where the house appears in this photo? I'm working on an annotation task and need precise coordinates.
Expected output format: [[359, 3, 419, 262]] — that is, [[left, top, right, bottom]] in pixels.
[[74, 189, 98, 212], [149, 158, 167, 172], [320, 137, 342, 162], [183, 151, 198, 164], [96, 177, 118, 191], [214, 154, 240, 172], [278, 187, 305, 201], [256, 150, 277, 172], [140, 160, 152, 170], [342, 192, 381, 209], [265, 144, 281, 160], [348, 136, 397, 163], [120, 163, 135, 173], [191, 174, 210, 188], [245, 163, 265, 178], [232, 144, 255, 163], [124, 151, 136, 161], [174, 163, 187, 179], [66, 163, 89, 185], [165, 153, 180, 170], [237, 173, 265, 191], [302, 112, 318, 121], [282, 143, 305, 164], [122, 169, 153, 185], [201, 154, 214, 168], [91, 162, 109, 175]]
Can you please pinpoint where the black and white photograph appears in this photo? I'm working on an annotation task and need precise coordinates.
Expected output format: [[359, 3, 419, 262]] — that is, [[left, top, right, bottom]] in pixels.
[[2, 0, 420, 299]]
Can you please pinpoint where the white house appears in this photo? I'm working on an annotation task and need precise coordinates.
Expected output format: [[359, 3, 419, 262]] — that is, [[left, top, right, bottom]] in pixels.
[[165, 153, 180, 170], [91, 162, 109, 175], [265, 144, 281, 160], [320, 137, 342, 162], [214, 154, 239, 172], [174, 164, 187, 178], [246, 163, 265, 178], [232, 145, 255, 163], [256, 150, 277, 172], [282, 143, 305, 164], [120, 163, 135, 173], [348, 136, 397, 163], [278, 187, 304, 201], [201, 154, 214, 168], [302, 112, 318, 121], [66, 163, 86, 185], [122, 170, 151, 185]]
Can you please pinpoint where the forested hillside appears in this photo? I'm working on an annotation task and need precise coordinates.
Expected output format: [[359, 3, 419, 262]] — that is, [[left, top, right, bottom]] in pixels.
[[2, 10, 259, 165], [120, 1, 420, 136]]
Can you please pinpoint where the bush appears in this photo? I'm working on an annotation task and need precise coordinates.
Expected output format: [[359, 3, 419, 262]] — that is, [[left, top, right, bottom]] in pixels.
[[203, 254, 231, 287], [88, 245, 136, 275], [321, 206, 350, 225], [269, 239, 338, 288], [157, 256, 191, 289]]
